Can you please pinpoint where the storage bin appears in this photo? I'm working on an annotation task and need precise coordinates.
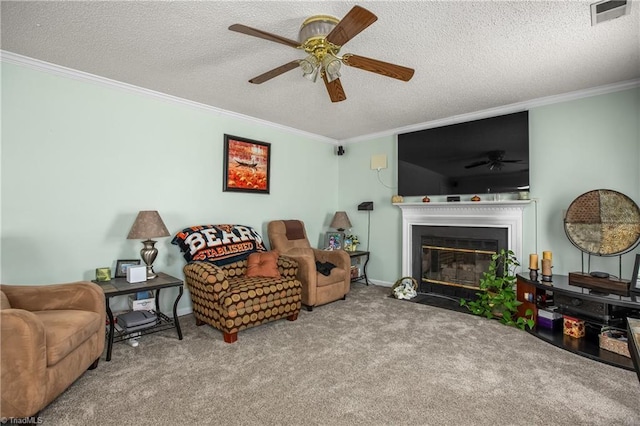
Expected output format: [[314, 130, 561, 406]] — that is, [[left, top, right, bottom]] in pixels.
[[537, 307, 562, 329], [599, 328, 630, 358], [128, 292, 155, 311]]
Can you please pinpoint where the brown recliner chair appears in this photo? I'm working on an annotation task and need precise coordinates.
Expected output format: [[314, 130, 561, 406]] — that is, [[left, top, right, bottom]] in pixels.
[[268, 220, 350, 311], [0, 282, 105, 419]]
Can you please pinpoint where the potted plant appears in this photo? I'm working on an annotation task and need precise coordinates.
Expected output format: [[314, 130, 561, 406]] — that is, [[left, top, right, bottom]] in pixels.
[[460, 249, 534, 330]]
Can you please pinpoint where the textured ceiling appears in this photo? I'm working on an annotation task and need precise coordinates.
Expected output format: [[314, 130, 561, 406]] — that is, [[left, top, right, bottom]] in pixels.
[[2, 1, 639, 141]]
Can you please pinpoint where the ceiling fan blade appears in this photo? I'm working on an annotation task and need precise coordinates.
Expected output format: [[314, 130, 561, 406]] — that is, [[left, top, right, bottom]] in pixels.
[[342, 54, 414, 81], [326, 6, 377, 47], [464, 160, 490, 169], [322, 74, 347, 103], [501, 159, 522, 163], [229, 24, 300, 48], [249, 61, 300, 84]]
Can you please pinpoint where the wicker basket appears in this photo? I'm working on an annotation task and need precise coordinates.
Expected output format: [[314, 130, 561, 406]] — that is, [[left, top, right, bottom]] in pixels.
[[599, 329, 631, 358], [391, 276, 418, 299]]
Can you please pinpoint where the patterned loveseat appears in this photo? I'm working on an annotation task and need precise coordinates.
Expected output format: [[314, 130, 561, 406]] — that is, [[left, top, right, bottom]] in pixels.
[[173, 224, 302, 343]]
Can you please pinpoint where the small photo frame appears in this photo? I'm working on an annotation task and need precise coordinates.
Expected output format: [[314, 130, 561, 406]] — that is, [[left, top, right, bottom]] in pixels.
[[115, 259, 141, 278], [631, 253, 640, 293], [223, 134, 271, 194], [344, 235, 353, 251], [324, 232, 344, 250]]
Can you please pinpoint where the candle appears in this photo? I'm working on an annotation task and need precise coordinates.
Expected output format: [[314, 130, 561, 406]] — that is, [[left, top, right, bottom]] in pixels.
[[529, 253, 539, 269], [543, 251, 552, 260], [542, 259, 552, 276]]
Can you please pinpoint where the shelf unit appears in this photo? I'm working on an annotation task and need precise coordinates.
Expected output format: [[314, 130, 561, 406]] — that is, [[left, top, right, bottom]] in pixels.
[[517, 273, 640, 371]]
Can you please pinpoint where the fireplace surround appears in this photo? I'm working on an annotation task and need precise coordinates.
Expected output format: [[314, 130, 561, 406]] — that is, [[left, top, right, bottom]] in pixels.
[[396, 201, 530, 299]]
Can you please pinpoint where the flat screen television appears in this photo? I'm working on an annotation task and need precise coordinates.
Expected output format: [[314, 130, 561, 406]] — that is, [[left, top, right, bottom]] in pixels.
[[397, 111, 529, 197]]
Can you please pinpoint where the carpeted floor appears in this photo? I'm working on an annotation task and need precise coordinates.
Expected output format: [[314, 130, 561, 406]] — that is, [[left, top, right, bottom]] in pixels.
[[40, 283, 640, 425]]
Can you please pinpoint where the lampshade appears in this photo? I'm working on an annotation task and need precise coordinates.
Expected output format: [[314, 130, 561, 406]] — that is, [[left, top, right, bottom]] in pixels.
[[330, 211, 352, 231], [127, 211, 170, 240], [323, 54, 342, 82], [301, 55, 320, 82]]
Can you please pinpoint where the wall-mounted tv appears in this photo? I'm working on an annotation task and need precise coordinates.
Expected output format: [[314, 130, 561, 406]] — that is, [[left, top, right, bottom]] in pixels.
[[397, 111, 529, 197]]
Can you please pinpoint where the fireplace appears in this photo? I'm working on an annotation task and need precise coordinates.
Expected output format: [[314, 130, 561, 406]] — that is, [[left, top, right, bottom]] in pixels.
[[415, 225, 508, 299], [396, 201, 529, 300]]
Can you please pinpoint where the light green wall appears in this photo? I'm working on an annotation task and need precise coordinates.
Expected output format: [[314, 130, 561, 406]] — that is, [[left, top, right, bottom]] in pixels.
[[1, 62, 340, 312], [339, 88, 640, 283], [2, 61, 639, 308]]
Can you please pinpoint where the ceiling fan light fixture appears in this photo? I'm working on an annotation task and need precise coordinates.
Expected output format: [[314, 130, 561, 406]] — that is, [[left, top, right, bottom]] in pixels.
[[300, 55, 320, 82], [298, 15, 339, 43], [323, 54, 342, 82]]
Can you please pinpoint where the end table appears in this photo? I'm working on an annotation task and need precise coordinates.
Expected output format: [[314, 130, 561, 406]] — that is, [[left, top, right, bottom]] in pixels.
[[347, 250, 370, 285], [94, 272, 184, 361]]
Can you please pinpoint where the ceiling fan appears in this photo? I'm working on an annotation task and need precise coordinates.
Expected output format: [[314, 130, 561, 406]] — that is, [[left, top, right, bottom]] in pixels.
[[228, 5, 415, 102], [464, 150, 523, 170]]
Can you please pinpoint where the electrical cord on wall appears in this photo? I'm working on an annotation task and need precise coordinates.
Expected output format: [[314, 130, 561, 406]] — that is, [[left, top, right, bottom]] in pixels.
[[531, 197, 539, 255], [366, 210, 371, 251], [376, 168, 396, 189]]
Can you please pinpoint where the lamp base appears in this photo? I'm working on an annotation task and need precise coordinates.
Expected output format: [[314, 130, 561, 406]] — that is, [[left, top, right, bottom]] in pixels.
[[140, 239, 159, 280]]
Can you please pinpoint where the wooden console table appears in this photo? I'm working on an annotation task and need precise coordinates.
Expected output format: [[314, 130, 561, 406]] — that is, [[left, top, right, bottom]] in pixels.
[[628, 318, 640, 382], [517, 273, 640, 370]]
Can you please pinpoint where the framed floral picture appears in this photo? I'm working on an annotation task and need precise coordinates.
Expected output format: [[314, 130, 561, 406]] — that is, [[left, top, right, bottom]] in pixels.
[[223, 134, 271, 194]]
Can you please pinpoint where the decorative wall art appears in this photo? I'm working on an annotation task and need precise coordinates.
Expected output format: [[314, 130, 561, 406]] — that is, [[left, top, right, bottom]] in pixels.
[[223, 134, 271, 194]]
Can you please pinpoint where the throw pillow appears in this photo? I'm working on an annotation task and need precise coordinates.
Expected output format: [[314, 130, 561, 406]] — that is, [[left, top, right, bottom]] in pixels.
[[171, 224, 267, 266], [245, 251, 281, 278]]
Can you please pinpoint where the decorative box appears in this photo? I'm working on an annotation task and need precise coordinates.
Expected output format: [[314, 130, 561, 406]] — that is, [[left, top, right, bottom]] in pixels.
[[599, 328, 630, 358], [128, 291, 155, 311], [563, 315, 585, 338]]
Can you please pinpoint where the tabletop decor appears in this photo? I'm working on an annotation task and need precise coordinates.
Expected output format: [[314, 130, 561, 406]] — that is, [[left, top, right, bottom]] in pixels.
[[127, 211, 170, 280]]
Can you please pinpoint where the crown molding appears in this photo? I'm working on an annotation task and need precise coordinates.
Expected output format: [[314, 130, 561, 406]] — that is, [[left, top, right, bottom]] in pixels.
[[0, 50, 339, 145], [342, 78, 640, 144], [3, 50, 637, 147]]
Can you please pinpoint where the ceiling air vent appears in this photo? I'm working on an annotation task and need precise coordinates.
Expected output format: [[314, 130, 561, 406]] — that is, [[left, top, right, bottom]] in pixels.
[[591, 0, 631, 25]]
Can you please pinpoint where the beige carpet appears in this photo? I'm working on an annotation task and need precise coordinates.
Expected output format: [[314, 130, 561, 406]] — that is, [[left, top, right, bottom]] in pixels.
[[41, 283, 640, 425]]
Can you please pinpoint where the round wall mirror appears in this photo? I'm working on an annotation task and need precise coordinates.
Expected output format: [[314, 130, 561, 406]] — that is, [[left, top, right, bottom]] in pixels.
[[564, 189, 640, 256]]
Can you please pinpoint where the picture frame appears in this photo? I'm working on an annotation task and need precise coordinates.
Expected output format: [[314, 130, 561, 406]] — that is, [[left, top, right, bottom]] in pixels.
[[632, 254, 640, 293], [324, 232, 345, 250], [223, 134, 271, 194], [115, 259, 141, 278], [343, 235, 353, 252]]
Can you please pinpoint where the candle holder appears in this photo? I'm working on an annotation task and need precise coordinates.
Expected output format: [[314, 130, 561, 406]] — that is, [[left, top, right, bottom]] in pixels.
[[542, 274, 553, 282], [529, 268, 539, 281]]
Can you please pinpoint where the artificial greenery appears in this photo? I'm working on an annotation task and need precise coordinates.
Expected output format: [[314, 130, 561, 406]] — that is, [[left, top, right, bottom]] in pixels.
[[460, 249, 535, 330]]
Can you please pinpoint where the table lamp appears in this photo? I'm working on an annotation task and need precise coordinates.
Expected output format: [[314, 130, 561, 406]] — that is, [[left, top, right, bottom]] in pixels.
[[330, 211, 352, 231], [127, 210, 170, 279]]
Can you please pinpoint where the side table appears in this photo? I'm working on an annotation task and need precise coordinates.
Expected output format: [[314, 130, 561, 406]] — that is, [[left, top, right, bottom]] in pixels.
[[94, 272, 184, 361], [348, 250, 370, 285]]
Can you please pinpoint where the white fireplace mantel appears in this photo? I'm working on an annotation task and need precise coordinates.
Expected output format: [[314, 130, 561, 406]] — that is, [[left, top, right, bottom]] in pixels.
[[395, 201, 531, 276]]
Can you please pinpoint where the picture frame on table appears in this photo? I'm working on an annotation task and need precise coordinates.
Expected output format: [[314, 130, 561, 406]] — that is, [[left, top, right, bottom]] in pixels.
[[631, 254, 640, 293], [324, 232, 344, 250], [223, 134, 271, 194], [115, 259, 141, 278]]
